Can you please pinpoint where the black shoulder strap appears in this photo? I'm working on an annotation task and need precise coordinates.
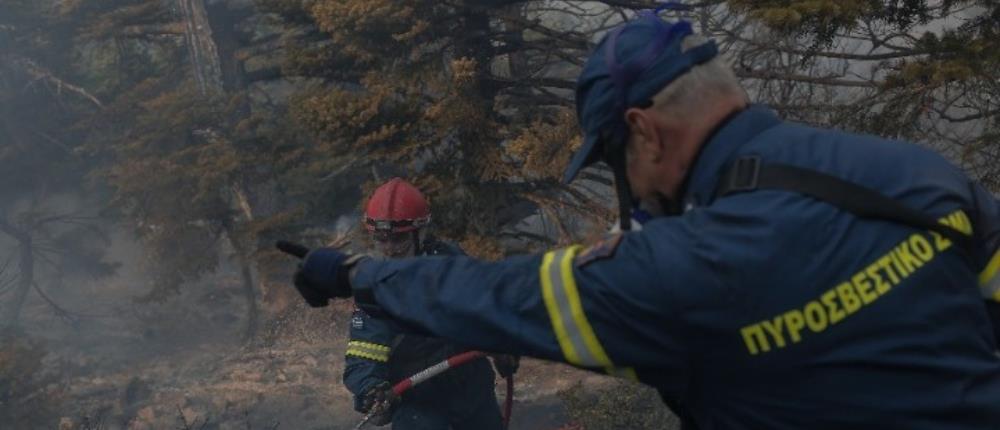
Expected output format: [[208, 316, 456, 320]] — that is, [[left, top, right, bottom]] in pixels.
[[715, 156, 975, 258]]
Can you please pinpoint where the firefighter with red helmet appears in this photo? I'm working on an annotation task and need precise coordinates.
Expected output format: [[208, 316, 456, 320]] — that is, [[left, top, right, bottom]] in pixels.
[[343, 178, 518, 429], [363, 178, 432, 258]]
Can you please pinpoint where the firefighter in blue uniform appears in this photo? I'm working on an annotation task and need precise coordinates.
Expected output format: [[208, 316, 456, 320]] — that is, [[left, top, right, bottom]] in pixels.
[[289, 11, 1000, 430], [340, 178, 516, 429]]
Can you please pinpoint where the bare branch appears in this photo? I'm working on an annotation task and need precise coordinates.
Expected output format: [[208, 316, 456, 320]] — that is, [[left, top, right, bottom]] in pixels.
[[737, 69, 880, 88], [491, 76, 576, 90], [10, 56, 104, 107], [32, 281, 80, 327], [934, 107, 1000, 123]]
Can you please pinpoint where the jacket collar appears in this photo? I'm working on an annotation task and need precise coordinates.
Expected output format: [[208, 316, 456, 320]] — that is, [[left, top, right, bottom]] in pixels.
[[680, 105, 782, 209]]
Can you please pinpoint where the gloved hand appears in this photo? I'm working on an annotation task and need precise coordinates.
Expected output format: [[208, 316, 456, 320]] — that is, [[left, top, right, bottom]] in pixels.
[[292, 247, 356, 307], [361, 381, 399, 426], [491, 354, 520, 378]]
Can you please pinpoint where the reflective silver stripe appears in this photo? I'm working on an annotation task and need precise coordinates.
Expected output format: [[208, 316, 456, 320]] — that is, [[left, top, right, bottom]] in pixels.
[[546, 248, 599, 366], [410, 361, 449, 385], [541, 247, 638, 381], [983, 274, 1000, 301], [546, 248, 603, 367]]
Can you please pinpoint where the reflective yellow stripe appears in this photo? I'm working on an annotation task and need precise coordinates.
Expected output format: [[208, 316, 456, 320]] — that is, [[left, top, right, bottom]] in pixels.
[[345, 349, 389, 363], [540, 246, 637, 381], [348, 340, 391, 353], [980, 249, 1000, 302], [540, 250, 581, 365], [607, 366, 639, 380], [346, 340, 391, 362], [346, 349, 389, 362], [558, 247, 611, 365]]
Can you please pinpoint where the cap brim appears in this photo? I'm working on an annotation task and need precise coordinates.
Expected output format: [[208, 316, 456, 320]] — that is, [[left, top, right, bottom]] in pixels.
[[563, 133, 602, 183]]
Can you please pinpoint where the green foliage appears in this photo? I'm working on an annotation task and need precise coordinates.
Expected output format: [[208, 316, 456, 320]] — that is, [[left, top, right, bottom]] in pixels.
[[0, 2, 94, 204], [49, 0, 310, 306], [98, 79, 305, 300], [733, 0, 1000, 185], [730, 1, 958, 42], [254, 0, 313, 23], [507, 109, 582, 181], [729, 0, 872, 43], [281, 0, 604, 252], [734, 0, 1000, 97]]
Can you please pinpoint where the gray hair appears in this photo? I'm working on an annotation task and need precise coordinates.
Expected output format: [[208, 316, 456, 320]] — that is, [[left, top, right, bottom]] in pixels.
[[650, 35, 746, 116]]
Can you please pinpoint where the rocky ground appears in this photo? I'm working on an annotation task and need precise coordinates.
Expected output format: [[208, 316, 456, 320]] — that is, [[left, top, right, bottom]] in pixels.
[[21, 267, 639, 430], [49, 317, 614, 430]]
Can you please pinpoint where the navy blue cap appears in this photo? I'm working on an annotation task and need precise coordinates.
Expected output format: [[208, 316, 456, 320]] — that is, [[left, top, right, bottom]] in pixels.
[[564, 12, 719, 183]]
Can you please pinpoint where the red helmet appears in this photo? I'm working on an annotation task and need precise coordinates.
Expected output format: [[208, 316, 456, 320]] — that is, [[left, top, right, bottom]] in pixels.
[[364, 178, 431, 234]]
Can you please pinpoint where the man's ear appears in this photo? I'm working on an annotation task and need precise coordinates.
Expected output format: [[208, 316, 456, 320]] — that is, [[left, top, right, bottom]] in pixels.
[[624, 107, 663, 159]]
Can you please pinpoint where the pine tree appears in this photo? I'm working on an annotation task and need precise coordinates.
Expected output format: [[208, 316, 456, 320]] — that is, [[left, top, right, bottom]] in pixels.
[[728, 0, 1000, 188], [76, 0, 308, 339], [0, 0, 114, 328], [275, 0, 617, 258]]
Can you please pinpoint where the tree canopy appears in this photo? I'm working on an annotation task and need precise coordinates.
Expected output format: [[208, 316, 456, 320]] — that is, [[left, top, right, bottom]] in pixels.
[[1, 0, 997, 334]]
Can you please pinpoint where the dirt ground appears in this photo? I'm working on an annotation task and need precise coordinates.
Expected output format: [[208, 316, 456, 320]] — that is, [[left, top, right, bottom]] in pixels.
[[24, 268, 621, 430]]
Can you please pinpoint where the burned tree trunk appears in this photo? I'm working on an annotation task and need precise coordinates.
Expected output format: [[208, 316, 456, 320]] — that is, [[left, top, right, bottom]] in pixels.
[[228, 178, 287, 342], [229, 186, 260, 344], [224, 223, 259, 344], [176, 0, 224, 94], [175, 0, 269, 341]]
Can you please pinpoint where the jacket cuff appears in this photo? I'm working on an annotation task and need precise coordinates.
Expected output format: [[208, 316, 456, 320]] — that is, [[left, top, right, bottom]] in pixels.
[[351, 258, 388, 318]]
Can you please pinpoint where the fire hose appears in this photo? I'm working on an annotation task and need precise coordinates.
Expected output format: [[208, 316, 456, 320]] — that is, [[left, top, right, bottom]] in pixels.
[[355, 350, 514, 429], [354, 351, 515, 429], [276, 242, 515, 429]]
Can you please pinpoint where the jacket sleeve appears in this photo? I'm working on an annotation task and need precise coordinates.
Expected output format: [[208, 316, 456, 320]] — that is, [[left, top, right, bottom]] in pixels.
[[342, 307, 397, 412], [970, 181, 1000, 342], [351, 218, 709, 393]]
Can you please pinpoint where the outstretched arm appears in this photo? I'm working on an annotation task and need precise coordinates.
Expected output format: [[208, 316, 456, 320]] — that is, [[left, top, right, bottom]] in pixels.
[[349, 222, 704, 388]]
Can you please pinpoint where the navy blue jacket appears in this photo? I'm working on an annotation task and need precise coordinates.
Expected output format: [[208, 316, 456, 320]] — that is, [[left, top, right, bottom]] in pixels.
[[351, 106, 1000, 429], [342, 238, 497, 414]]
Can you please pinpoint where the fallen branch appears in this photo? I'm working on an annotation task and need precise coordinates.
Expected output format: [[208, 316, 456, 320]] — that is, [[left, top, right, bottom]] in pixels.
[[11, 56, 104, 107], [32, 281, 79, 327]]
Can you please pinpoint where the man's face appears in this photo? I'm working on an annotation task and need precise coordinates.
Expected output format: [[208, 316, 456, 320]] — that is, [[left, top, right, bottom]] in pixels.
[[622, 106, 689, 205], [625, 139, 656, 203], [373, 230, 415, 258], [623, 116, 669, 205]]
